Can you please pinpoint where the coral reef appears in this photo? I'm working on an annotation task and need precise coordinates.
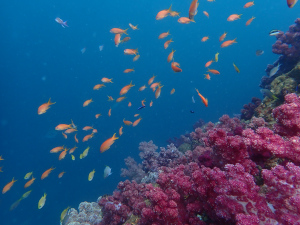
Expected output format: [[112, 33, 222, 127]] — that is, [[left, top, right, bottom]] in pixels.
[[63, 201, 102, 225], [240, 97, 261, 120]]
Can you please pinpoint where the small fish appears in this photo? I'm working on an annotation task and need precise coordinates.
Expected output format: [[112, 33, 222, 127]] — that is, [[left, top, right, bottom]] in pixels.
[[0, 156, 4, 160], [150, 100, 153, 107], [148, 75, 156, 85], [120, 81, 135, 95], [246, 16, 255, 26], [101, 77, 113, 83], [24, 176, 35, 188], [41, 167, 55, 180], [114, 34, 121, 47], [129, 23, 138, 30], [170, 88, 175, 95], [207, 69, 220, 75], [55, 124, 72, 131], [60, 207, 70, 222], [219, 32, 227, 42], [201, 36, 209, 42], [71, 155, 75, 160], [178, 17, 195, 24], [119, 126, 123, 136], [59, 148, 68, 160], [156, 5, 172, 20], [233, 63, 240, 73], [138, 105, 146, 110], [69, 146, 77, 154], [255, 50, 264, 56], [100, 134, 119, 153], [99, 45, 104, 51], [116, 96, 126, 102], [244, 1, 254, 8], [204, 74, 211, 80], [81, 47, 86, 54], [108, 108, 111, 117], [164, 39, 173, 49], [215, 52, 219, 62], [22, 190, 32, 199], [203, 11, 209, 18], [123, 119, 133, 126], [139, 85, 147, 91], [62, 132, 67, 139], [88, 169, 96, 181], [269, 64, 280, 77], [38, 193, 47, 209], [10, 199, 22, 211], [95, 114, 101, 119], [107, 96, 114, 101], [128, 102, 132, 107], [124, 68, 135, 73], [80, 147, 90, 159], [83, 133, 94, 142], [55, 17, 68, 28], [121, 37, 131, 43], [227, 14, 242, 21], [189, 0, 199, 20], [195, 88, 208, 107], [158, 31, 170, 39], [171, 62, 182, 72], [133, 55, 140, 62], [74, 133, 79, 143], [110, 28, 128, 35], [192, 96, 195, 103], [38, 98, 55, 115], [287, 0, 298, 8], [104, 166, 112, 178], [133, 117, 142, 127], [83, 99, 93, 107], [24, 172, 33, 180], [124, 48, 138, 55], [260, 89, 278, 100], [205, 60, 214, 67], [167, 49, 176, 62], [221, 38, 237, 48], [58, 171, 65, 178], [2, 178, 17, 194], [155, 85, 164, 99], [269, 30, 282, 36]]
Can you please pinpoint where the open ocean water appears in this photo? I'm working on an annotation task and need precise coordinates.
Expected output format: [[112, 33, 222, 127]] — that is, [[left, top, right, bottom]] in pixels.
[[0, 0, 299, 224]]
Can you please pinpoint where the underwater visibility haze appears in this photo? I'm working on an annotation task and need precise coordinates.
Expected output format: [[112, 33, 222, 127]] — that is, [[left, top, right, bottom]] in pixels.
[[1, 0, 300, 224]]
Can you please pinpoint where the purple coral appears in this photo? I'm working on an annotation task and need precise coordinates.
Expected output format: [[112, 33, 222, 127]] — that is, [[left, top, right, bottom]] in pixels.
[[241, 97, 261, 120]]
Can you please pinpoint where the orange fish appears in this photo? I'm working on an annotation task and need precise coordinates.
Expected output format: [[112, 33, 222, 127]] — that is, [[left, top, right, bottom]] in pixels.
[[120, 81, 135, 95], [189, 0, 199, 20], [287, 0, 298, 8], [59, 148, 68, 160], [41, 167, 55, 180], [38, 98, 55, 115], [101, 78, 113, 83], [123, 119, 133, 126], [116, 96, 126, 102], [133, 54, 140, 62], [203, 11, 209, 18], [100, 133, 119, 153], [207, 69, 220, 75], [83, 99, 93, 107], [107, 96, 114, 101], [167, 49, 176, 63], [171, 62, 182, 72], [195, 88, 208, 107], [124, 48, 138, 55], [74, 133, 79, 143], [178, 17, 195, 24], [121, 37, 131, 43], [164, 39, 173, 49], [246, 17, 255, 26], [219, 32, 227, 42], [83, 126, 94, 131], [24, 176, 35, 188], [227, 14, 242, 21], [134, 114, 139, 117], [221, 38, 237, 48], [0, 156, 4, 160], [132, 117, 142, 127], [93, 84, 105, 90], [155, 85, 163, 99], [65, 128, 77, 134], [110, 28, 128, 35], [2, 178, 17, 194], [139, 85, 147, 91], [58, 171, 65, 178], [50, 146, 64, 153], [170, 88, 175, 95], [69, 146, 77, 154], [128, 102, 132, 107], [92, 129, 98, 133], [204, 74, 211, 80], [95, 114, 101, 119], [244, 1, 254, 8], [83, 133, 94, 142], [170, 11, 180, 17], [124, 68, 135, 73], [62, 132, 67, 139], [55, 124, 72, 131], [201, 36, 209, 42], [129, 23, 138, 30], [150, 100, 153, 107], [114, 33, 122, 47], [141, 99, 146, 106], [158, 31, 170, 39], [205, 60, 214, 67], [148, 75, 156, 85], [108, 108, 111, 117], [119, 126, 123, 136], [150, 82, 160, 90], [156, 5, 172, 20]]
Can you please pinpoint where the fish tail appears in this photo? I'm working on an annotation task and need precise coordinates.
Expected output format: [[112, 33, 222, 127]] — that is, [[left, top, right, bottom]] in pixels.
[[168, 4, 172, 12], [48, 98, 56, 105], [124, 28, 128, 35]]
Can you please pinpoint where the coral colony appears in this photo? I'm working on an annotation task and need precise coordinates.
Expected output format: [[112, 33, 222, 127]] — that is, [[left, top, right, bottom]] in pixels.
[[63, 19, 300, 225]]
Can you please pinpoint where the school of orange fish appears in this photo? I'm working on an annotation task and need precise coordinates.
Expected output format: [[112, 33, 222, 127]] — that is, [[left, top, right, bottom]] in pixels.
[[1, 0, 298, 221]]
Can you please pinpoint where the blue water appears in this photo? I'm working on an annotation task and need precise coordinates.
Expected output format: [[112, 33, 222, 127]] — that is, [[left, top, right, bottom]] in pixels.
[[0, 0, 299, 224]]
